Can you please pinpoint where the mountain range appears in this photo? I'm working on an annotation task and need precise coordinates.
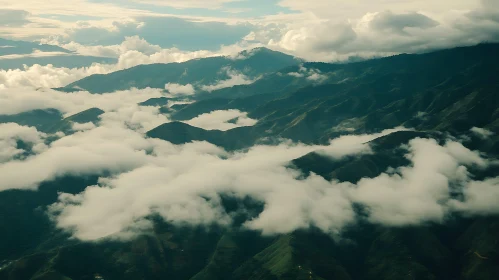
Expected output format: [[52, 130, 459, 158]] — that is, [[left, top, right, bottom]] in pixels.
[[0, 44, 498, 280]]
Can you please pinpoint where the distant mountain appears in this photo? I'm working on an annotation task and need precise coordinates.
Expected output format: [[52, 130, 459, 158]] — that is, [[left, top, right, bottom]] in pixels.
[[0, 55, 117, 70], [60, 47, 301, 94], [0, 38, 70, 56]]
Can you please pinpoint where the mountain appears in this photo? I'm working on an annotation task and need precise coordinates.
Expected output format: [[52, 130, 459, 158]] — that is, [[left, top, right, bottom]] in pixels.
[[46, 108, 104, 134], [59, 47, 301, 94], [0, 109, 63, 132], [0, 55, 117, 71], [146, 122, 260, 151], [152, 44, 499, 149], [1, 44, 499, 280], [0, 38, 70, 56]]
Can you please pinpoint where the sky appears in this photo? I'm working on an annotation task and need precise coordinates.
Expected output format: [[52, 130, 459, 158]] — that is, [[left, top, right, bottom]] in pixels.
[[0, 0, 498, 61]]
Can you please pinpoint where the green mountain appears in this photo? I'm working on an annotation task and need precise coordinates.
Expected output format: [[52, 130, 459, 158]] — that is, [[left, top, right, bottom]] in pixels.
[[59, 47, 301, 94], [0, 38, 70, 56], [1, 44, 499, 280], [0, 109, 63, 132], [45, 108, 104, 134]]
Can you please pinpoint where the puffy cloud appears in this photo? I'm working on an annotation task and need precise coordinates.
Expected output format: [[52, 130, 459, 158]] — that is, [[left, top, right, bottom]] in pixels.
[[184, 109, 257, 131], [47, 139, 359, 240], [201, 68, 258, 92], [319, 127, 410, 159], [0, 125, 155, 192], [288, 65, 329, 83], [72, 122, 96, 132], [0, 123, 47, 163], [452, 177, 499, 215], [99, 105, 170, 133], [349, 138, 489, 226], [0, 115, 496, 241], [0, 87, 166, 116], [273, 21, 357, 54], [0, 63, 115, 89], [0, 37, 262, 89], [165, 83, 196, 96], [60, 17, 252, 51], [369, 11, 439, 35], [470, 127, 495, 139]]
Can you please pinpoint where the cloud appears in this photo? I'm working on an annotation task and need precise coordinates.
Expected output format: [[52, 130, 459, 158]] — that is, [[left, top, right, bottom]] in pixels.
[[319, 127, 411, 159], [349, 138, 489, 226], [0, 37, 261, 89], [99, 104, 170, 133], [165, 83, 196, 96], [0, 51, 72, 60], [0, 114, 496, 241], [369, 11, 439, 35], [72, 122, 96, 132], [62, 17, 252, 51], [452, 177, 499, 215], [184, 109, 258, 131], [201, 68, 258, 92], [0, 87, 166, 117], [0, 123, 47, 163], [0, 9, 31, 27], [470, 127, 495, 139]]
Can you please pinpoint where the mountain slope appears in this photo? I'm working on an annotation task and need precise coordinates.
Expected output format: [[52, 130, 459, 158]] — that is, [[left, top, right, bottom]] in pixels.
[[60, 47, 300, 94]]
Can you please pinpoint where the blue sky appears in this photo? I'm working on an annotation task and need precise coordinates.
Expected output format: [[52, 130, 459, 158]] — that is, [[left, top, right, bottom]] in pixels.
[[83, 0, 295, 18]]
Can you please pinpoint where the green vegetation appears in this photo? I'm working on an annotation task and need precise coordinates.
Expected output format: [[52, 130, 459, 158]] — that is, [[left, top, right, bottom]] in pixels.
[[1, 44, 499, 280]]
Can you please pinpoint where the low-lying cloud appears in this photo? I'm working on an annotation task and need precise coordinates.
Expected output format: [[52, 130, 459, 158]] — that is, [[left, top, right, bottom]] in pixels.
[[0, 87, 166, 117], [0, 122, 47, 163], [165, 83, 196, 96], [185, 109, 258, 131], [201, 68, 258, 92]]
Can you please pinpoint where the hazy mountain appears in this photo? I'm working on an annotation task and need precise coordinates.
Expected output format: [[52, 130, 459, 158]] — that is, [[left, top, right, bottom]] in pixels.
[[0, 38, 70, 56]]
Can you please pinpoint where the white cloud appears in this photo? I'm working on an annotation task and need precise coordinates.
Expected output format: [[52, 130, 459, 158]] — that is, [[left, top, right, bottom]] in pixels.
[[185, 109, 257, 131], [72, 122, 96, 132], [0, 51, 71, 60], [0, 115, 496, 241], [470, 127, 494, 139], [349, 138, 489, 226], [201, 68, 258, 92], [0, 87, 166, 117], [319, 127, 410, 159], [99, 105, 170, 133], [0, 37, 262, 89], [165, 83, 196, 96], [0, 123, 47, 163], [288, 66, 329, 83], [452, 177, 499, 215]]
